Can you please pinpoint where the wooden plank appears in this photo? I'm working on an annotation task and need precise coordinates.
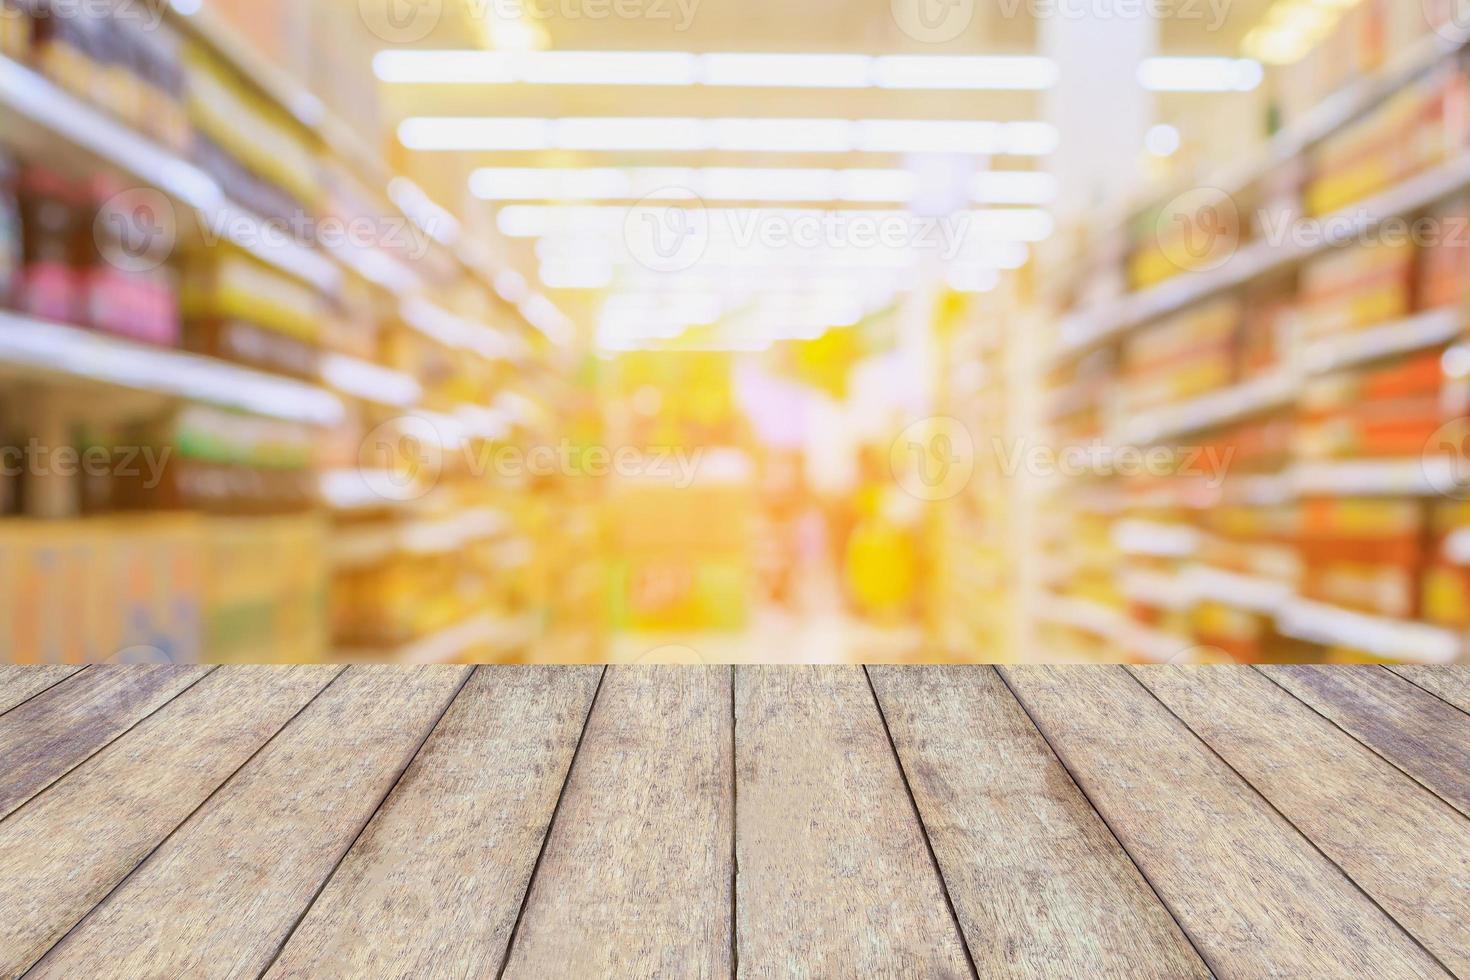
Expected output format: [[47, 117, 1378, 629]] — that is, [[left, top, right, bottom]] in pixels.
[[1000, 666, 1450, 979], [0, 665, 211, 820], [500, 667, 732, 979], [1136, 666, 1470, 976], [264, 666, 602, 979], [0, 665, 82, 716], [1261, 665, 1470, 819], [0, 665, 341, 979], [1387, 666, 1470, 715], [27, 665, 470, 980], [734, 666, 974, 979], [869, 666, 1209, 979]]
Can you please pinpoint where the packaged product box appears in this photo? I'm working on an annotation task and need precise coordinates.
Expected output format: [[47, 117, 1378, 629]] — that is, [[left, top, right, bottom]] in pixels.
[[204, 515, 326, 663], [109, 515, 204, 663], [0, 0, 28, 60]]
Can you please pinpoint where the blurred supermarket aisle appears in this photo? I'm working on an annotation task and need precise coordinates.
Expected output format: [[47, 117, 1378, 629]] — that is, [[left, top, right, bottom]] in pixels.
[[3, 1, 1470, 665]]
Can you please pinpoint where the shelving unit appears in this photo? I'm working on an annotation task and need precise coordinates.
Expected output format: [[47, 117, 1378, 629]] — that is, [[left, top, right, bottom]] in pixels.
[[1030, 15, 1470, 666], [0, 1, 578, 664]]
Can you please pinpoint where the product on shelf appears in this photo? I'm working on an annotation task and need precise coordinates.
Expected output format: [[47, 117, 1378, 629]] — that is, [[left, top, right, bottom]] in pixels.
[[1417, 196, 1470, 309], [1299, 239, 1415, 341], [0, 148, 18, 307], [204, 515, 328, 662], [0, 515, 204, 664], [1304, 60, 1470, 217], [110, 405, 317, 515], [184, 40, 319, 224], [15, 165, 83, 325], [1424, 501, 1470, 628], [85, 175, 180, 345], [1297, 350, 1448, 459], [1299, 497, 1424, 619], [0, 0, 28, 61], [1123, 298, 1240, 414], [182, 247, 323, 378]]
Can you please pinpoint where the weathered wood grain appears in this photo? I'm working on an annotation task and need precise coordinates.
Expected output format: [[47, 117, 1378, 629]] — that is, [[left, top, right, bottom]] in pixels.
[[0, 665, 82, 716], [1136, 665, 1470, 975], [0, 665, 341, 979], [27, 665, 470, 980], [1000, 666, 1449, 979], [1387, 667, 1470, 715], [1261, 665, 1470, 819], [870, 666, 1208, 979], [500, 667, 733, 979], [0, 665, 211, 820], [265, 666, 602, 979], [735, 666, 974, 979]]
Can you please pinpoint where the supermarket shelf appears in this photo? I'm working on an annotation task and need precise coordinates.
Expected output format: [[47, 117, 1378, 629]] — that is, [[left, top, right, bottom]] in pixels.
[[1276, 597, 1463, 665], [1036, 594, 1194, 663], [1290, 458, 1462, 497], [1051, 24, 1470, 302], [1116, 371, 1295, 445], [1047, 575, 1461, 663], [0, 55, 342, 296], [1037, 595, 1129, 642], [1446, 528, 1470, 566], [1102, 309, 1461, 447], [1186, 566, 1294, 616], [330, 508, 510, 570], [319, 354, 422, 410], [1301, 307, 1462, 376], [336, 611, 540, 665], [164, 0, 388, 187], [1056, 153, 1470, 360], [0, 312, 345, 425]]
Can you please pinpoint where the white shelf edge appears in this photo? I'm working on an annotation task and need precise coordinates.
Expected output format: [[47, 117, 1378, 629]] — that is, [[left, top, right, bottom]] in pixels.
[[0, 312, 345, 425], [1051, 25, 1470, 300], [1057, 153, 1470, 360], [1301, 307, 1462, 376], [0, 54, 341, 296], [1276, 597, 1463, 664], [336, 611, 539, 665]]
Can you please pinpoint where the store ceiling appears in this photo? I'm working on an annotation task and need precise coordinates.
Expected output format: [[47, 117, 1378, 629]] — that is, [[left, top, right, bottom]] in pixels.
[[377, 0, 1283, 344]]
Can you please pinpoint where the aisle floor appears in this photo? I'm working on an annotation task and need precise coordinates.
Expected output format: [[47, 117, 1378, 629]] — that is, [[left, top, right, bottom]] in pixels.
[[0, 664, 1467, 977]]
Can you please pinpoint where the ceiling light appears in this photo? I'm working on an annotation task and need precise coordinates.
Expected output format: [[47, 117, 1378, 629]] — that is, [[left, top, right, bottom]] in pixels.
[[702, 53, 874, 88], [873, 55, 1057, 91], [403, 117, 1056, 155], [971, 171, 1058, 205], [373, 50, 1058, 91], [1146, 123, 1182, 157], [1138, 57, 1263, 92]]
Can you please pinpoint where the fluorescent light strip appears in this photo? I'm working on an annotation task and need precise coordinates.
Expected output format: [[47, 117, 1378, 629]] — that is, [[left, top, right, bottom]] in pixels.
[[378, 50, 1257, 93], [497, 205, 1053, 242], [406, 118, 1056, 155], [703, 53, 875, 88], [473, 166, 1053, 205], [1138, 57, 1263, 92], [375, 50, 1056, 90]]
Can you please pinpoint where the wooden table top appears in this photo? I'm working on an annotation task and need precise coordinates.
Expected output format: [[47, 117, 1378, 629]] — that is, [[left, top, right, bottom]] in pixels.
[[0, 664, 1466, 978]]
